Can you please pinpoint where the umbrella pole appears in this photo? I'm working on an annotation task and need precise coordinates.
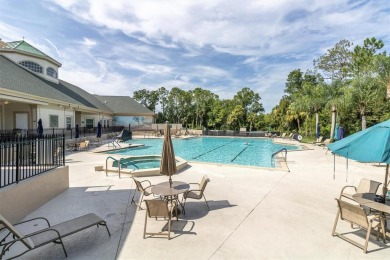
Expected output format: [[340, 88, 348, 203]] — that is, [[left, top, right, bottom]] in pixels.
[[384, 164, 389, 197], [169, 175, 173, 188], [333, 154, 335, 180]]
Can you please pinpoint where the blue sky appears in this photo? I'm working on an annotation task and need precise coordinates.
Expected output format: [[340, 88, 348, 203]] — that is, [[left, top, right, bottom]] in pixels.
[[1, 0, 389, 112]]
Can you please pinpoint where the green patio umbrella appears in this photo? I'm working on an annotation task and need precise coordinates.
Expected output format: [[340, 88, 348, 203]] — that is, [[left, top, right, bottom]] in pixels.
[[327, 119, 390, 196], [160, 122, 177, 187]]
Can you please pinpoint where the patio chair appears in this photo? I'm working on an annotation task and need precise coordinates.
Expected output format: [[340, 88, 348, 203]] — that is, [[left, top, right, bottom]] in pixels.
[[107, 129, 132, 148], [0, 213, 110, 259], [182, 175, 211, 211], [131, 178, 155, 210], [78, 140, 89, 151], [332, 199, 386, 253], [316, 138, 330, 146], [339, 178, 382, 201], [143, 199, 177, 240]]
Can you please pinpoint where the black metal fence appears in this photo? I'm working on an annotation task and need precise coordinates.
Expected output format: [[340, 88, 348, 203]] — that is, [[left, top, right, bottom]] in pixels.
[[202, 130, 277, 137], [0, 134, 65, 189]]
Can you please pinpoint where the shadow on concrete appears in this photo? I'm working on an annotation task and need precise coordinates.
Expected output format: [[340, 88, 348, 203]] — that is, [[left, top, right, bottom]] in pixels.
[[2, 185, 138, 260], [181, 200, 236, 220]]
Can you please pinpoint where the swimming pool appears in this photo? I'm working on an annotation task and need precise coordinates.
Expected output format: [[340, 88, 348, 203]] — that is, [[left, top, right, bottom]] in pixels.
[[106, 137, 299, 168]]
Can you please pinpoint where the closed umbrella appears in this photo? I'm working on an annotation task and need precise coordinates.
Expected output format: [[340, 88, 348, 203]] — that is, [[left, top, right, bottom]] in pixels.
[[334, 123, 340, 140], [97, 122, 102, 138], [75, 124, 80, 139], [37, 119, 43, 138], [328, 119, 390, 196], [160, 122, 177, 187]]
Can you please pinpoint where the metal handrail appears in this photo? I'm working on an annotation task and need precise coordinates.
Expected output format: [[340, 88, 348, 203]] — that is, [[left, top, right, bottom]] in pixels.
[[106, 156, 127, 178], [271, 148, 290, 172]]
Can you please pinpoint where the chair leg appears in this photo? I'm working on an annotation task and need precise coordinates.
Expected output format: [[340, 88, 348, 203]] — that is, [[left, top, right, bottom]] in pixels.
[[131, 190, 137, 205], [60, 238, 68, 257], [332, 210, 340, 236], [168, 216, 171, 240], [364, 223, 372, 253], [143, 211, 148, 239], [138, 192, 145, 210], [380, 218, 386, 243], [203, 194, 210, 210]]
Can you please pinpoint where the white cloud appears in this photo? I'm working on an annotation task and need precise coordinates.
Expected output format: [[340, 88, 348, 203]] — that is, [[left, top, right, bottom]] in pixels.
[[82, 37, 96, 47], [3, 0, 387, 112]]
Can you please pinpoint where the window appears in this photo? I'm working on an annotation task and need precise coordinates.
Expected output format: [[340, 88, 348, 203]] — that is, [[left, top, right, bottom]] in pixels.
[[49, 115, 59, 128], [47, 67, 57, 78], [66, 116, 72, 130], [19, 61, 43, 73], [85, 118, 94, 129]]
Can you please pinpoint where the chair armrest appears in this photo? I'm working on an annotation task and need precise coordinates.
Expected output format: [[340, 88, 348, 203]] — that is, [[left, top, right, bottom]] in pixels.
[[144, 185, 154, 190], [340, 186, 357, 197], [188, 183, 200, 189], [140, 180, 152, 186]]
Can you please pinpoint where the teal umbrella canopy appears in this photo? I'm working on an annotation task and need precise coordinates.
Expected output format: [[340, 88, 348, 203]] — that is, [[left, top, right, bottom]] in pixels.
[[327, 119, 390, 164], [327, 119, 390, 195]]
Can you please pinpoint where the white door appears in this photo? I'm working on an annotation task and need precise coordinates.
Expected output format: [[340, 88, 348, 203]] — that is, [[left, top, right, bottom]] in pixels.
[[15, 113, 28, 129]]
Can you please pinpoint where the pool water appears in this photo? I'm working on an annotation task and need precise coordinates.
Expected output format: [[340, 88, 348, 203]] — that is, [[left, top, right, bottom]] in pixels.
[[113, 158, 161, 170], [106, 137, 299, 168]]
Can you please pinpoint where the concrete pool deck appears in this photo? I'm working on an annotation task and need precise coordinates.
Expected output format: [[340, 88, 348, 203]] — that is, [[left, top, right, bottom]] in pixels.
[[4, 138, 390, 259]]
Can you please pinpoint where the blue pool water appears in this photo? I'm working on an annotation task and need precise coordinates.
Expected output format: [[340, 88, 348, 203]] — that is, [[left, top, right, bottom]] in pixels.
[[113, 157, 161, 170], [106, 137, 299, 168]]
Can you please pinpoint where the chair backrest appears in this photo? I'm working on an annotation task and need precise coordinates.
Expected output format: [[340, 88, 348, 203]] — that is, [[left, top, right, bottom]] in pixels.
[[336, 199, 368, 229], [356, 178, 381, 194], [199, 175, 210, 194], [133, 178, 145, 192], [145, 200, 169, 218], [0, 215, 33, 249], [281, 133, 286, 138]]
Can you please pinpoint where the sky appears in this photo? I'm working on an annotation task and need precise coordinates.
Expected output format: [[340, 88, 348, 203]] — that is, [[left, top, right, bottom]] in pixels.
[[0, 0, 389, 112]]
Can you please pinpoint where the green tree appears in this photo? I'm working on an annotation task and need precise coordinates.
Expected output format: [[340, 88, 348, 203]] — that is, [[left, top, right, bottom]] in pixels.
[[227, 105, 245, 130], [314, 39, 353, 81]]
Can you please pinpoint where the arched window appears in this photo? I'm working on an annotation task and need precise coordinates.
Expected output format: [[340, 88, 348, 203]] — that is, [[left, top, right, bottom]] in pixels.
[[46, 67, 57, 78], [19, 61, 43, 74]]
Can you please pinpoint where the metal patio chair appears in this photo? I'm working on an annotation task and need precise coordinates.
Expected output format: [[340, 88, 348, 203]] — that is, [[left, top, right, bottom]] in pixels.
[[332, 198, 386, 253], [131, 178, 155, 210], [0, 213, 110, 259], [339, 178, 382, 201], [143, 199, 177, 240], [182, 175, 211, 211]]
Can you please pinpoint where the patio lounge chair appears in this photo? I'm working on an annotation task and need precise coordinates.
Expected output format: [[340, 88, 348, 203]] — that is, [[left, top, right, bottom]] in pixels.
[[131, 178, 155, 210], [0, 213, 110, 259], [339, 178, 381, 201], [332, 198, 385, 253], [143, 199, 178, 240], [182, 175, 210, 211], [316, 138, 330, 146], [108, 129, 132, 148]]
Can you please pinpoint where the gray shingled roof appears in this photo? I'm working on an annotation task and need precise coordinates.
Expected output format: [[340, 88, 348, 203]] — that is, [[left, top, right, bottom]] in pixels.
[[0, 55, 111, 112], [95, 95, 154, 116]]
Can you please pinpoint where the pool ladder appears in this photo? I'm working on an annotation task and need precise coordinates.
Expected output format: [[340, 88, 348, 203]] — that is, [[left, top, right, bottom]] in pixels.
[[106, 156, 127, 178], [271, 148, 290, 172]]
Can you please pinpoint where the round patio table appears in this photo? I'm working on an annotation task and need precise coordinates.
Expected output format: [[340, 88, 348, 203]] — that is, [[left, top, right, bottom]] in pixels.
[[152, 181, 190, 215]]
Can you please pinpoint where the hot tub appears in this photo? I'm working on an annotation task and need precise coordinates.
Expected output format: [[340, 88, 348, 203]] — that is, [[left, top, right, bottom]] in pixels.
[[105, 155, 187, 177]]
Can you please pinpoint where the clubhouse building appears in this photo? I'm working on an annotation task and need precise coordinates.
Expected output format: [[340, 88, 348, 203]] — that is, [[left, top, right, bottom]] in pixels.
[[0, 39, 154, 132]]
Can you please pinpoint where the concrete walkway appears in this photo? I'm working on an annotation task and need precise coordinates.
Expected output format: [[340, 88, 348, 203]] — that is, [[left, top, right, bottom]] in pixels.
[[5, 140, 390, 259]]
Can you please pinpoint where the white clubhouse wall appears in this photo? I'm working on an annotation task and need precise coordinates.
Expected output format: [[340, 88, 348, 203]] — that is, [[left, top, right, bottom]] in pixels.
[[37, 105, 74, 129], [3, 52, 59, 84]]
